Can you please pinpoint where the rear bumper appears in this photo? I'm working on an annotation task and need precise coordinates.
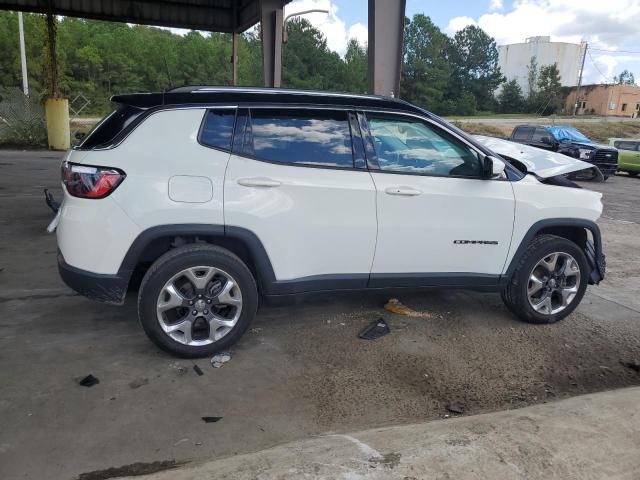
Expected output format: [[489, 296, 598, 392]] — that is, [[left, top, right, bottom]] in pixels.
[[58, 251, 128, 305]]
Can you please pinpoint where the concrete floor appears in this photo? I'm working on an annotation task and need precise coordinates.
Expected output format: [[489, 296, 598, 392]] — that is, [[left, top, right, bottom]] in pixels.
[[1, 151, 640, 480]]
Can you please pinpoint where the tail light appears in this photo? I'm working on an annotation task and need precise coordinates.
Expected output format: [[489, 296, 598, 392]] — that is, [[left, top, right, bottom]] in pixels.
[[61, 162, 125, 199]]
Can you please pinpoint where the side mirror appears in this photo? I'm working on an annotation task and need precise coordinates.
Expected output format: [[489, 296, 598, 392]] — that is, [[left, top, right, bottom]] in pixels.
[[74, 132, 86, 141], [541, 136, 553, 145], [482, 155, 506, 179]]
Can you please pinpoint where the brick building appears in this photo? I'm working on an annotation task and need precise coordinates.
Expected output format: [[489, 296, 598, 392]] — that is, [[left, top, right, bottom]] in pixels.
[[564, 84, 640, 117]]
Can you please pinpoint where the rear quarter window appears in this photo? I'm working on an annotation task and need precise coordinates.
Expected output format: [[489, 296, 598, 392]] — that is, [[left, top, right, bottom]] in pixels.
[[77, 105, 144, 149], [199, 109, 236, 151]]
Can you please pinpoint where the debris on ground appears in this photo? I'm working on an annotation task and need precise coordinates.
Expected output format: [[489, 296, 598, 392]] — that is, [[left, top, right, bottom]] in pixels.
[[446, 404, 465, 414], [128, 378, 149, 389], [249, 327, 262, 334], [193, 365, 204, 376], [77, 460, 185, 480], [359, 318, 391, 340], [201, 416, 223, 423], [170, 363, 188, 375], [44, 188, 60, 213], [384, 298, 431, 318], [620, 360, 640, 372], [78, 374, 99, 387], [211, 353, 231, 368]]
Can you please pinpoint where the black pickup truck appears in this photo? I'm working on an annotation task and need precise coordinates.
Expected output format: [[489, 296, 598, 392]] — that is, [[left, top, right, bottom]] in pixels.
[[509, 125, 618, 179]]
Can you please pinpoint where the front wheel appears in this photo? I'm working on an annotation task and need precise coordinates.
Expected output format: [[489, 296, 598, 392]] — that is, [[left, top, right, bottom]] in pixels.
[[138, 244, 258, 358], [502, 234, 589, 324]]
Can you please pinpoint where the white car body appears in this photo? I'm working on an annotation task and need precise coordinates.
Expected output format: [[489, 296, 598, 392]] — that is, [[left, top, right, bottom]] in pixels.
[[52, 88, 606, 355]]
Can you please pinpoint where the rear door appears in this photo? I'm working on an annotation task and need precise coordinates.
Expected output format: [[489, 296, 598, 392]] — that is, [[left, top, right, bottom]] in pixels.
[[224, 107, 377, 294], [362, 112, 515, 286]]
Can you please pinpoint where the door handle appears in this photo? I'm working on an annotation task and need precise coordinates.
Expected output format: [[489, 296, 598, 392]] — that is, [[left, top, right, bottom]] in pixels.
[[384, 186, 422, 196], [237, 177, 282, 188]]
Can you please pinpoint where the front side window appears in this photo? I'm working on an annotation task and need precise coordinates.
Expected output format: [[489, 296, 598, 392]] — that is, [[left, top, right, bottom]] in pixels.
[[366, 115, 482, 177], [248, 109, 354, 168], [200, 109, 236, 151], [614, 141, 639, 151]]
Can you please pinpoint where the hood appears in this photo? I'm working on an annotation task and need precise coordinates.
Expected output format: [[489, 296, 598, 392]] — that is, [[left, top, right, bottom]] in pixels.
[[562, 139, 615, 150], [473, 135, 597, 179]]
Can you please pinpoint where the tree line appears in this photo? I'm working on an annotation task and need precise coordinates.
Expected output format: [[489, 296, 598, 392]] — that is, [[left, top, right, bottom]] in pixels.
[[0, 10, 568, 116]]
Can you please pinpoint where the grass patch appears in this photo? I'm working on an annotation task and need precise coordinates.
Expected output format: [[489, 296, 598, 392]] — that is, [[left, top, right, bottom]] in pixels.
[[452, 121, 510, 138], [568, 122, 640, 143]]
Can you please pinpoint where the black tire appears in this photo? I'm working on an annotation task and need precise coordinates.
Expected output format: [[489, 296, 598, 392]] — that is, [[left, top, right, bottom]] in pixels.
[[138, 244, 258, 358], [501, 234, 589, 324], [629, 171, 639, 177]]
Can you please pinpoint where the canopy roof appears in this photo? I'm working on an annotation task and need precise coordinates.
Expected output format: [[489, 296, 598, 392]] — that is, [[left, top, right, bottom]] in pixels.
[[0, 0, 289, 32]]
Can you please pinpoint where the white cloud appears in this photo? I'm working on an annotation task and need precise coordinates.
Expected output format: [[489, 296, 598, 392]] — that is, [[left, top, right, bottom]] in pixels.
[[285, 0, 366, 55], [348, 23, 368, 46], [445, 16, 477, 36], [446, 0, 640, 83], [489, 0, 504, 11]]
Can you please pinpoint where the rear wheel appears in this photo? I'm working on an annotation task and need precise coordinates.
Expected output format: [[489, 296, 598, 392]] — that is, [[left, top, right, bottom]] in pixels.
[[502, 234, 588, 324], [138, 244, 257, 358]]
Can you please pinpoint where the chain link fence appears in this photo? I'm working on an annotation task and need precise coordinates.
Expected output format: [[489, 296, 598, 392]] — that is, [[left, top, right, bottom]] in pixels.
[[0, 86, 47, 147]]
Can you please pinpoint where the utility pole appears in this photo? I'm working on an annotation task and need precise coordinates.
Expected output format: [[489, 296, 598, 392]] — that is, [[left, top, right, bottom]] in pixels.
[[18, 11, 29, 96], [573, 41, 587, 115]]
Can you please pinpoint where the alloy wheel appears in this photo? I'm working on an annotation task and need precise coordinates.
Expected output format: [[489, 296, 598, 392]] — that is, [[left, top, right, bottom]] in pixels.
[[527, 252, 581, 315], [156, 266, 242, 346]]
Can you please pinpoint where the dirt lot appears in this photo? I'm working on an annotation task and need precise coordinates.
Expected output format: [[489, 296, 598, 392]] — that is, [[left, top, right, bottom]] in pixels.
[[1, 151, 640, 480]]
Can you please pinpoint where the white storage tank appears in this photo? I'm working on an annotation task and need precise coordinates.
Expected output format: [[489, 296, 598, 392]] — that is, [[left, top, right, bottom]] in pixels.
[[498, 37, 585, 95]]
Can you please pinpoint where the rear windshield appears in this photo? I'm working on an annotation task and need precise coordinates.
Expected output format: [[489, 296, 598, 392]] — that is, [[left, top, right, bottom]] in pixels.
[[77, 105, 144, 150]]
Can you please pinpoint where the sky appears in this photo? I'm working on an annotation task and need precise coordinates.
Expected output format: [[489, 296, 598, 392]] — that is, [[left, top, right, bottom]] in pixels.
[[283, 0, 640, 85]]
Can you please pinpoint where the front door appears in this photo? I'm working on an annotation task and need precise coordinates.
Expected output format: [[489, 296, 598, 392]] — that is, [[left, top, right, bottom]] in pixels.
[[362, 112, 515, 287]]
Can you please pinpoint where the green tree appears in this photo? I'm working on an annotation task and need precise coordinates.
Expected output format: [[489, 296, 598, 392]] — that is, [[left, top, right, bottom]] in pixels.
[[343, 38, 367, 93], [614, 69, 635, 85], [449, 25, 504, 111], [536, 63, 562, 114], [282, 18, 346, 91], [497, 79, 524, 113], [401, 14, 452, 113]]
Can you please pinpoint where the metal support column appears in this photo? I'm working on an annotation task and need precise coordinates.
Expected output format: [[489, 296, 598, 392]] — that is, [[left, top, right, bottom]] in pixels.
[[232, 32, 238, 85], [368, 0, 406, 97], [261, 0, 283, 88]]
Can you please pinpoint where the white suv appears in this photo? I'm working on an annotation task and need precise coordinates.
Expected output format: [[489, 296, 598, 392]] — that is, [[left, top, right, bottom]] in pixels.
[[52, 87, 606, 357]]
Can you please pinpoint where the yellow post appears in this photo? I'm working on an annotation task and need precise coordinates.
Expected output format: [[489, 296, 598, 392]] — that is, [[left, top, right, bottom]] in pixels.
[[44, 97, 70, 150]]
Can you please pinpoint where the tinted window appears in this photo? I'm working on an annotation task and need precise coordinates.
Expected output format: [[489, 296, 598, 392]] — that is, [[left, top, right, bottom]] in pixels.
[[614, 141, 639, 151], [200, 109, 236, 150], [367, 115, 482, 177], [78, 105, 143, 149], [248, 109, 354, 168], [513, 126, 534, 141], [532, 127, 550, 143]]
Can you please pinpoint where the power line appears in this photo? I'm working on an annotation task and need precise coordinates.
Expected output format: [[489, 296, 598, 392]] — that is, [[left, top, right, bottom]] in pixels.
[[589, 47, 640, 55], [587, 51, 614, 83]]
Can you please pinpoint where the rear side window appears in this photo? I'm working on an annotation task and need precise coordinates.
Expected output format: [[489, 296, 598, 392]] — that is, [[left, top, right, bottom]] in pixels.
[[532, 127, 549, 142], [200, 109, 236, 151], [614, 141, 639, 151], [246, 109, 354, 168], [512, 126, 534, 141], [78, 105, 143, 149]]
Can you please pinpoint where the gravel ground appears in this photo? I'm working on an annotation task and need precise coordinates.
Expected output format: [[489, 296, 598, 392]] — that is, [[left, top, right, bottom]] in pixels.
[[1, 151, 639, 480]]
